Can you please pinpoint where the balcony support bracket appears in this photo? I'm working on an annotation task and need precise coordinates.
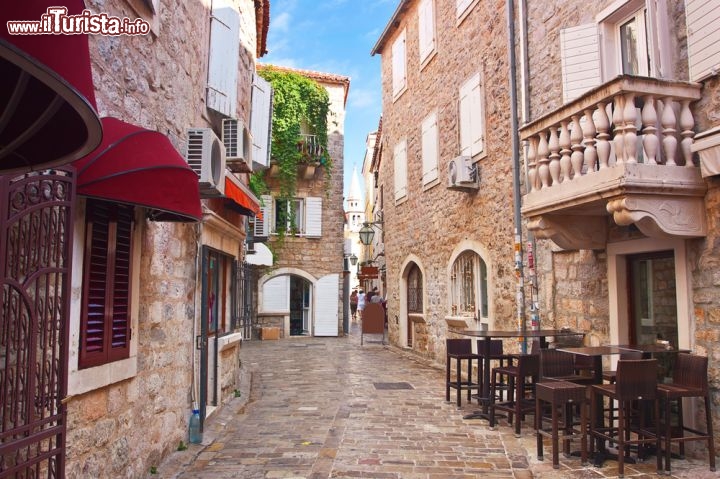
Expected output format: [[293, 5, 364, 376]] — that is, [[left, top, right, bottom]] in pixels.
[[527, 215, 608, 250], [606, 195, 707, 239]]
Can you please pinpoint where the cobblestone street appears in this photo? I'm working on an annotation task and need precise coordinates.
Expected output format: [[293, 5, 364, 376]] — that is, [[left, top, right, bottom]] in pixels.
[[158, 325, 717, 479]]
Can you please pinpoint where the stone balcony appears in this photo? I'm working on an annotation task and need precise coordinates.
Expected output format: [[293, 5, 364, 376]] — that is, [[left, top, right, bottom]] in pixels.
[[520, 75, 706, 250]]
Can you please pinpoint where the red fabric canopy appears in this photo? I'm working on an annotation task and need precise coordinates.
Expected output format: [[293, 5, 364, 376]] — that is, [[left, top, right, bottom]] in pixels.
[[224, 175, 261, 217], [0, 0, 101, 173], [74, 117, 202, 222]]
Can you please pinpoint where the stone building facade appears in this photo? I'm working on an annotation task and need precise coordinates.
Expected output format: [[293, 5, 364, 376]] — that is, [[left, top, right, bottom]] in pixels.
[[58, 0, 270, 476], [371, 0, 519, 361], [255, 67, 349, 339], [372, 0, 720, 459]]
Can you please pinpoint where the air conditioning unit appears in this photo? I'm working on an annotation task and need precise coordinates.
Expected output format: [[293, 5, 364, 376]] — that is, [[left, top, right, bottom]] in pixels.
[[186, 128, 226, 197], [222, 118, 253, 173], [447, 156, 479, 190]]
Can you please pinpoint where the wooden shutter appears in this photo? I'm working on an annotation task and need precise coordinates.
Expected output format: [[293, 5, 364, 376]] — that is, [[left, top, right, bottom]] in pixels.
[[459, 73, 483, 156], [80, 200, 134, 369], [207, 0, 239, 117], [250, 73, 273, 169], [394, 139, 408, 201], [261, 275, 289, 312], [685, 0, 720, 81], [254, 194, 271, 237], [560, 23, 601, 103], [392, 29, 407, 98], [304, 197, 322, 237], [314, 274, 339, 336], [418, 0, 435, 63], [421, 111, 439, 184]]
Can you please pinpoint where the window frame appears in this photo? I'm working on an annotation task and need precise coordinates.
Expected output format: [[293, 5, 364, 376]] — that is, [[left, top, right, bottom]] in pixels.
[[449, 251, 488, 321]]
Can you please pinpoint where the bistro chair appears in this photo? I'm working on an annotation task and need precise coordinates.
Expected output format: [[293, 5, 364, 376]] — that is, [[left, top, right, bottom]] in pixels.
[[476, 339, 514, 402], [590, 359, 662, 478], [657, 353, 716, 475], [490, 353, 540, 437], [601, 351, 643, 384], [445, 339, 480, 407], [539, 348, 596, 385]]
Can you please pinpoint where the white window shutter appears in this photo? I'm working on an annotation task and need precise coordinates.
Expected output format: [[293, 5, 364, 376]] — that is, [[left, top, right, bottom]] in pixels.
[[250, 73, 273, 170], [418, 0, 435, 63], [314, 274, 339, 336], [560, 23, 601, 103], [254, 195, 272, 237], [261, 275, 289, 312], [685, 0, 720, 81], [394, 140, 408, 201], [469, 75, 484, 156], [304, 197, 322, 237], [458, 75, 474, 156], [456, 0, 473, 17], [392, 29, 407, 98], [207, 0, 239, 117], [421, 112, 439, 184]]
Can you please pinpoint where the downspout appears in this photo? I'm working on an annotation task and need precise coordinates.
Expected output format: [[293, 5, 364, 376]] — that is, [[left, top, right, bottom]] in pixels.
[[506, 0, 526, 351], [518, 0, 540, 332]]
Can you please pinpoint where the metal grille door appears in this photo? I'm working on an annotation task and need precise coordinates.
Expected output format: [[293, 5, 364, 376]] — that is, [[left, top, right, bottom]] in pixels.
[[0, 170, 75, 478]]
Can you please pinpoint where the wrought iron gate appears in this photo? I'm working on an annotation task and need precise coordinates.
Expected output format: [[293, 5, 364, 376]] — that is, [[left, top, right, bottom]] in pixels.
[[0, 169, 75, 478], [232, 261, 256, 340]]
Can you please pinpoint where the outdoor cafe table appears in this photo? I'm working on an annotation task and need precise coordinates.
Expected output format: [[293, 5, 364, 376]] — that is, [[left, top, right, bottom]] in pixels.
[[556, 344, 690, 467], [449, 328, 585, 421]]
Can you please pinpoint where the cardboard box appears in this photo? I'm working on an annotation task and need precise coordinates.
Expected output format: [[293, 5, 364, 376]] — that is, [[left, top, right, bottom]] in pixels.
[[261, 327, 280, 340]]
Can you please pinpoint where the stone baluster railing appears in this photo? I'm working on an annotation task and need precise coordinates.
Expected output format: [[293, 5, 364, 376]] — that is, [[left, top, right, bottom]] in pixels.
[[520, 76, 702, 193]]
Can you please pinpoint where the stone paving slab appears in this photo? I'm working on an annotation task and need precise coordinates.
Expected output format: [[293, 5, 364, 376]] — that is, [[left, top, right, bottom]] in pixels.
[[156, 325, 718, 479]]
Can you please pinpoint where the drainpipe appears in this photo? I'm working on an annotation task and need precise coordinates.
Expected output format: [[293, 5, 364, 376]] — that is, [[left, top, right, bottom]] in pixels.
[[506, 0, 526, 351], [517, 0, 540, 332]]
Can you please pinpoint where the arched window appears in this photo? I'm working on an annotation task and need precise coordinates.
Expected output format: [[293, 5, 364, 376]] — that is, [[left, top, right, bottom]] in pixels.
[[450, 251, 488, 320], [407, 263, 422, 313]]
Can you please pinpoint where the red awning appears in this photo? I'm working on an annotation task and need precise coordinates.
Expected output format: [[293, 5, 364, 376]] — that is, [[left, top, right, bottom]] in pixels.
[[74, 117, 203, 222], [0, 0, 102, 173], [224, 174, 261, 217]]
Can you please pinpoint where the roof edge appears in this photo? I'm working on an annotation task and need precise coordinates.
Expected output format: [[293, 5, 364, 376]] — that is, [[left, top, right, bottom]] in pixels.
[[370, 0, 411, 56]]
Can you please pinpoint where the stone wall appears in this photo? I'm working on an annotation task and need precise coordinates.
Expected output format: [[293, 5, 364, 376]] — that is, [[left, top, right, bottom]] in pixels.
[[376, 0, 520, 363], [65, 0, 259, 476]]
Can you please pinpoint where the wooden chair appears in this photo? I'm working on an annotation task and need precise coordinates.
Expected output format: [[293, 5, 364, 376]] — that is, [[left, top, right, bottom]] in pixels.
[[601, 351, 643, 383], [445, 339, 480, 407], [476, 339, 514, 401], [490, 353, 540, 436], [590, 359, 662, 478], [360, 303, 385, 345], [658, 353, 716, 475]]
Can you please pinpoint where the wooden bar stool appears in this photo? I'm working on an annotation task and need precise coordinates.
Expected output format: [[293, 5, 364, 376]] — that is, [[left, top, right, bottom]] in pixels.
[[658, 353, 716, 475], [490, 353, 539, 436], [536, 380, 588, 468], [445, 339, 480, 407], [590, 359, 662, 478]]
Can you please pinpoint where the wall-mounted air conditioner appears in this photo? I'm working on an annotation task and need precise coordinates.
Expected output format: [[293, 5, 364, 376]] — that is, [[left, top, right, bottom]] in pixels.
[[186, 128, 226, 197], [447, 156, 479, 190], [222, 118, 253, 173]]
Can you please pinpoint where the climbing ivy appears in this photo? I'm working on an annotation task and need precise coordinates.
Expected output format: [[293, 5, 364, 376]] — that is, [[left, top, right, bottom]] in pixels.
[[250, 67, 332, 206]]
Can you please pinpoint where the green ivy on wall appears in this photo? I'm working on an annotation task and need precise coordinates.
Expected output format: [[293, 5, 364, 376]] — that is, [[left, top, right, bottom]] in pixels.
[[250, 67, 332, 207]]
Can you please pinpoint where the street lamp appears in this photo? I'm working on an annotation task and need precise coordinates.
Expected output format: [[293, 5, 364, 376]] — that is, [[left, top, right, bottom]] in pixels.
[[349, 253, 358, 266], [358, 220, 383, 246]]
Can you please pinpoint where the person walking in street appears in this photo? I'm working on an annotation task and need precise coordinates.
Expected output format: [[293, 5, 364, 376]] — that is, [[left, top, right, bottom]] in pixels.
[[350, 290, 358, 320], [357, 290, 366, 320]]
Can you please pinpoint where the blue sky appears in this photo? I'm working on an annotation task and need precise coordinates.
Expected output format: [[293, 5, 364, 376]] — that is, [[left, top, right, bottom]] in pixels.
[[261, 0, 398, 201]]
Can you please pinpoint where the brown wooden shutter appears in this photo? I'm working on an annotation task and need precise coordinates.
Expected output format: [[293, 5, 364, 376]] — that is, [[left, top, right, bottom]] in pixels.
[[80, 200, 134, 368]]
